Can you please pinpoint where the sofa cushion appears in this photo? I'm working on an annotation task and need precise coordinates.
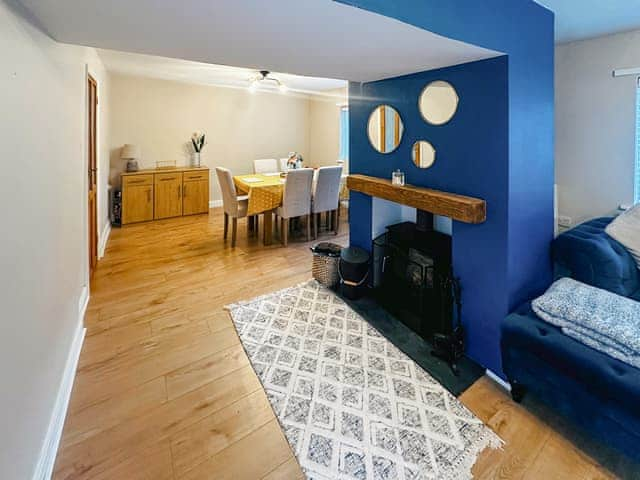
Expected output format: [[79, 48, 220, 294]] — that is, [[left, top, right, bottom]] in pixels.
[[553, 217, 640, 298], [502, 303, 640, 413], [606, 204, 640, 271], [501, 304, 640, 461]]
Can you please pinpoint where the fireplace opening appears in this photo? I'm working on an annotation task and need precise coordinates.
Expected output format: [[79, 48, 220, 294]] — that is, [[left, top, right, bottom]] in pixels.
[[373, 210, 463, 372]]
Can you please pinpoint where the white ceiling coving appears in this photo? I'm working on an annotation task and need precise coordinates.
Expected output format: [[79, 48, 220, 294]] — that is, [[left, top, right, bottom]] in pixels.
[[18, 0, 500, 83], [96, 49, 347, 97], [535, 0, 640, 44]]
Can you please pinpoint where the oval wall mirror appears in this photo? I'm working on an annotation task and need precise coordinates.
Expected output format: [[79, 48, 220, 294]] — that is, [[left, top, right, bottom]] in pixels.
[[419, 80, 459, 125], [412, 141, 436, 169], [367, 105, 404, 154]]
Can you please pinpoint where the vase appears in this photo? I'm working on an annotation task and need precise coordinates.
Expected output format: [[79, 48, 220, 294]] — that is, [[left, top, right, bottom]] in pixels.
[[192, 152, 201, 167]]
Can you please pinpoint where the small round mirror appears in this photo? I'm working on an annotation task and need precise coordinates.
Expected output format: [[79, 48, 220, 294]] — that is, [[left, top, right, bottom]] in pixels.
[[419, 81, 459, 125], [412, 141, 436, 169], [367, 105, 404, 153]]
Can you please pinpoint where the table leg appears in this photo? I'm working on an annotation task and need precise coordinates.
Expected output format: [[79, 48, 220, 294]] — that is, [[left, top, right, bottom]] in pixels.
[[263, 210, 273, 246]]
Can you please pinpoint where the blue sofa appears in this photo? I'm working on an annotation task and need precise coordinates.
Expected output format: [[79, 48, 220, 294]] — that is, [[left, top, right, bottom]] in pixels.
[[501, 217, 640, 461]]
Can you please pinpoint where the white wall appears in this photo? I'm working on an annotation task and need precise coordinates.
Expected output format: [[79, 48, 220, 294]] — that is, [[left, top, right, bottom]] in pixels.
[[0, 1, 107, 478], [371, 199, 416, 239], [556, 29, 640, 225], [308, 89, 346, 169], [108, 74, 315, 202]]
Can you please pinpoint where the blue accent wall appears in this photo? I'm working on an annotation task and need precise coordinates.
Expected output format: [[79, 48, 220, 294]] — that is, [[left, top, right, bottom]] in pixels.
[[341, 0, 555, 375]]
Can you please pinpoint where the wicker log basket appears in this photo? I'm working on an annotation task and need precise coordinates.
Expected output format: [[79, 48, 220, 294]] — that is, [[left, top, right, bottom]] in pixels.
[[311, 242, 343, 288]]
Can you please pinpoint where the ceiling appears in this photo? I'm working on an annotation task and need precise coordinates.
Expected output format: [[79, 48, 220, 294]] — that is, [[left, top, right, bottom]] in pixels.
[[96, 49, 347, 97], [535, 0, 640, 44], [19, 0, 500, 83]]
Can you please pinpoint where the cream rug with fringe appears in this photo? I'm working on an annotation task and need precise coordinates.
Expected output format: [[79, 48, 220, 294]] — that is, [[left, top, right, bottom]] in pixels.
[[226, 280, 502, 480]]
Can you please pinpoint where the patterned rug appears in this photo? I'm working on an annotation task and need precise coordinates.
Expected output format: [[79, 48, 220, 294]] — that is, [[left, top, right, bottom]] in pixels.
[[226, 280, 502, 480]]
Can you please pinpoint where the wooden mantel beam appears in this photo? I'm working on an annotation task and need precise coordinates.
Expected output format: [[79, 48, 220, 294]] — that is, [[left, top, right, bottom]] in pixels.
[[346, 174, 486, 224]]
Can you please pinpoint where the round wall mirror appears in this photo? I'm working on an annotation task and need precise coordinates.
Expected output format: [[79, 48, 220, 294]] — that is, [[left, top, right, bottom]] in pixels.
[[419, 81, 459, 125], [367, 105, 404, 153], [412, 141, 436, 169]]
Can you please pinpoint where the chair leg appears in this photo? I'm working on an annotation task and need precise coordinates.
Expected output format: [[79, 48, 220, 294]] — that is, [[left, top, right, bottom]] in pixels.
[[254, 215, 259, 238], [333, 208, 338, 235], [231, 217, 238, 248], [282, 218, 289, 246], [306, 214, 311, 241], [223, 213, 229, 239], [312, 212, 317, 240]]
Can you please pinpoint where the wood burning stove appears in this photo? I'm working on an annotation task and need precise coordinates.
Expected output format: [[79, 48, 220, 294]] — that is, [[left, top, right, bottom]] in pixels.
[[373, 211, 463, 373]]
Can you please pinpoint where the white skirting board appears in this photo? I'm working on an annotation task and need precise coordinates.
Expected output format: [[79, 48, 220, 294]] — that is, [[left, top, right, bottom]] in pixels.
[[32, 288, 88, 480], [486, 368, 511, 392], [209, 200, 223, 208], [98, 222, 111, 259]]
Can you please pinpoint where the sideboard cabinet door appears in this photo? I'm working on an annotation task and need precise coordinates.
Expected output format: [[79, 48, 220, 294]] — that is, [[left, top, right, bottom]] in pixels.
[[182, 170, 210, 215], [154, 172, 183, 219], [122, 175, 154, 224]]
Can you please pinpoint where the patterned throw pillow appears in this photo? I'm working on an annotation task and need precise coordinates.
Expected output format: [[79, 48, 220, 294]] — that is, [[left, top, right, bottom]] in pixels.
[[605, 203, 640, 270]]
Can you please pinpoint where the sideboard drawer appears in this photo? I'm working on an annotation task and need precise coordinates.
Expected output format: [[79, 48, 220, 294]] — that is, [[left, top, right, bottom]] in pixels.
[[155, 172, 182, 183], [123, 174, 153, 187], [183, 170, 209, 182]]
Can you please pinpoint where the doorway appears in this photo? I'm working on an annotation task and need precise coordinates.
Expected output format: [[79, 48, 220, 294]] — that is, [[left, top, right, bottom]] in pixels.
[[88, 74, 98, 277]]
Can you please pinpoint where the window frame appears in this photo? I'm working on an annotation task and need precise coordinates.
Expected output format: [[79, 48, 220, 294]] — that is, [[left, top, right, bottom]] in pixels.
[[339, 106, 349, 161]]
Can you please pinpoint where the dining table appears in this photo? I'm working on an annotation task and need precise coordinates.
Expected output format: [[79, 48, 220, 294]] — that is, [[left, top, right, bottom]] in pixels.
[[233, 173, 285, 245], [233, 170, 349, 246]]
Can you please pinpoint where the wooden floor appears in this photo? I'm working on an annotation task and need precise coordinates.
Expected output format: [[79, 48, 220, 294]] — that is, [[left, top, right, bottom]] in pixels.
[[54, 208, 614, 480]]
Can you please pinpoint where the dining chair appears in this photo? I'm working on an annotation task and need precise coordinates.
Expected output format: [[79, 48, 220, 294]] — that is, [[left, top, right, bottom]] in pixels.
[[277, 168, 314, 246], [279, 158, 289, 172], [215, 167, 251, 248], [253, 158, 278, 174], [311, 166, 343, 238]]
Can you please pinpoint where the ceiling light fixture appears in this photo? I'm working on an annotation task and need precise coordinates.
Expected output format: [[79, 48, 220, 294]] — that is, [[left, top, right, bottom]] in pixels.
[[247, 70, 287, 93]]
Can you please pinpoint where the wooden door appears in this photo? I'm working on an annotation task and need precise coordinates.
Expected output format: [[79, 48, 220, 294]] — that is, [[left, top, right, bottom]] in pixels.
[[122, 175, 154, 224], [182, 170, 209, 215], [154, 172, 183, 219], [87, 75, 98, 276]]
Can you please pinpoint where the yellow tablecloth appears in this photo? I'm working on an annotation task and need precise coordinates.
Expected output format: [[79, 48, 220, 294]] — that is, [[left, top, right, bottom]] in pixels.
[[234, 174, 285, 216]]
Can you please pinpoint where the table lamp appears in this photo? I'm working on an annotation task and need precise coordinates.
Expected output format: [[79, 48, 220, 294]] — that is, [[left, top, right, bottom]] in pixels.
[[121, 144, 141, 172]]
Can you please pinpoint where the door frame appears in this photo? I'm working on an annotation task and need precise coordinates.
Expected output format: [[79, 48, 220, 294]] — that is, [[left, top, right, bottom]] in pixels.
[[87, 73, 98, 278]]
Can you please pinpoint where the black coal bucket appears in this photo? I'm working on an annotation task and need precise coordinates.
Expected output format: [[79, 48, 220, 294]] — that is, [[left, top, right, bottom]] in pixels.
[[338, 246, 370, 299]]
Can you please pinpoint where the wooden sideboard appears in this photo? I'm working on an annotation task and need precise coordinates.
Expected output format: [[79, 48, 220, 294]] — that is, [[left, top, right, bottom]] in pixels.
[[121, 166, 210, 224]]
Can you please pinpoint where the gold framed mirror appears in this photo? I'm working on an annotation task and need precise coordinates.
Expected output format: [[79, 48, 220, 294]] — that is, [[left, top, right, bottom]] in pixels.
[[419, 81, 459, 125], [412, 141, 436, 169], [367, 105, 404, 153]]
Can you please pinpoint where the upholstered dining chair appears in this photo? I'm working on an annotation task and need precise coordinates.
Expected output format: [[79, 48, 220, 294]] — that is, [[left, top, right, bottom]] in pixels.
[[277, 168, 314, 246], [311, 166, 343, 238], [215, 167, 251, 248], [279, 158, 289, 172], [253, 158, 278, 174]]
